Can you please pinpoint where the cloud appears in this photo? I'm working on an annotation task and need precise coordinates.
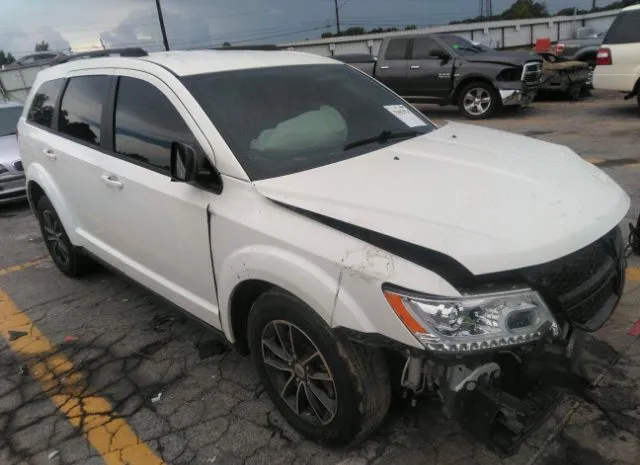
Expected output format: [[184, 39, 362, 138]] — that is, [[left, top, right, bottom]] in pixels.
[[101, 6, 212, 51], [0, 26, 71, 56]]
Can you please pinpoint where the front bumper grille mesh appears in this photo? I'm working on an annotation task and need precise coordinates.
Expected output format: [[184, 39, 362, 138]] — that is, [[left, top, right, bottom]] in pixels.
[[521, 227, 623, 329]]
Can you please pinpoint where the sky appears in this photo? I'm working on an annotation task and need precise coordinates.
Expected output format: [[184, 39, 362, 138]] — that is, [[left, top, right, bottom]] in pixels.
[[0, 0, 599, 56]]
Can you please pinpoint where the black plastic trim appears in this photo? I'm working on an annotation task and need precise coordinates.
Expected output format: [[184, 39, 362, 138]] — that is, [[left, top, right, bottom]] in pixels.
[[102, 75, 117, 153], [334, 327, 421, 354], [274, 201, 476, 287]]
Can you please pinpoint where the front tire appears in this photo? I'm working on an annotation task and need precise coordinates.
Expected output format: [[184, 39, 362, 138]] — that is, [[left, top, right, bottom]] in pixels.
[[458, 81, 499, 119], [36, 196, 93, 277], [247, 289, 390, 447]]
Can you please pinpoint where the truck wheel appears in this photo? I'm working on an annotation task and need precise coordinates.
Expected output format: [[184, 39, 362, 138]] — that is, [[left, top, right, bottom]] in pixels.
[[458, 81, 499, 119], [247, 289, 391, 447], [36, 196, 94, 277]]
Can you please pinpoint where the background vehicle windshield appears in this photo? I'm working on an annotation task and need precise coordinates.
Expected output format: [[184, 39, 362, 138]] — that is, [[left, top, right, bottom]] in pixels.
[[0, 105, 23, 137], [183, 64, 435, 180], [438, 35, 487, 55]]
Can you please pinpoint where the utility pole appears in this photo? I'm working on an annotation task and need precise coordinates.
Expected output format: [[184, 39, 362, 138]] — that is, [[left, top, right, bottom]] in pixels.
[[485, 0, 493, 17], [592, 0, 597, 10], [155, 0, 170, 51], [334, 0, 341, 35]]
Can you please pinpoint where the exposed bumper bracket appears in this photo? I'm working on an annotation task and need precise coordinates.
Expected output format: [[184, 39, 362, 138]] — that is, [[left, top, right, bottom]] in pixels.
[[453, 337, 591, 456]]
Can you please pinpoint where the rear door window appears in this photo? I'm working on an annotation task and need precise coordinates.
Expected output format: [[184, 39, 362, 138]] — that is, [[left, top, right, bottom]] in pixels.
[[113, 76, 200, 174], [27, 79, 65, 129], [58, 76, 110, 146], [604, 11, 640, 44], [385, 39, 409, 60]]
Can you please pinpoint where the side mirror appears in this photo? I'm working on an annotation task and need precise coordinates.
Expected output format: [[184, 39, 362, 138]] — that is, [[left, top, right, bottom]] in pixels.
[[430, 50, 450, 61], [170, 142, 197, 182]]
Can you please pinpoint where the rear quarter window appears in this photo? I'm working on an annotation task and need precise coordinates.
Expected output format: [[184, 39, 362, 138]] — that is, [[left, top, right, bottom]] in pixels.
[[604, 11, 640, 44], [27, 79, 65, 129]]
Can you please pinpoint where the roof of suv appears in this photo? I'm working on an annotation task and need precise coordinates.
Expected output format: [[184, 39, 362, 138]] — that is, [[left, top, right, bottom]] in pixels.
[[40, 50, 338, 78]]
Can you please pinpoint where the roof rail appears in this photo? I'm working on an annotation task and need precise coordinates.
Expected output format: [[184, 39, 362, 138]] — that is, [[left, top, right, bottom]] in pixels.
[[54, 47, 148, 64], [212, 45, 282, 51]]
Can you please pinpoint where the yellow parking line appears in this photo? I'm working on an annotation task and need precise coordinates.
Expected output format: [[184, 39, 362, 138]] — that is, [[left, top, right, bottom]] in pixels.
[[0, 289, 166, 465], [626, 268, 640, 282], [0, 257, 50, 277], [586, 158, 604, 165]]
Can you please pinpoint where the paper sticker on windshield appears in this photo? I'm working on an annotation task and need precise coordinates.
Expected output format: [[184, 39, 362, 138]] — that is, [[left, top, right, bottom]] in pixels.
[[384, 105, 427, 128]]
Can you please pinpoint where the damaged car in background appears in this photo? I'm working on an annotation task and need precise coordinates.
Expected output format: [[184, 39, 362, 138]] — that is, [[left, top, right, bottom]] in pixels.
[[538, 52, 591, 99], [18, 50, 630, 455]]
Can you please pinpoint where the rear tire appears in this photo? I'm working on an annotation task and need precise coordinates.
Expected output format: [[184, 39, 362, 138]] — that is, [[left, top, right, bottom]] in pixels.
[[36, 196, 94, 278], [247, 289, 390, 447], [458, 81, 499, 119]]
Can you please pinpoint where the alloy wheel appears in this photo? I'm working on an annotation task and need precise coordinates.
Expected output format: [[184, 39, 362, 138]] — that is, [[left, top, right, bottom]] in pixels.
[[42, 210, 70, 267], [261, 320, 337, 425], [463, 88, 492, 116]]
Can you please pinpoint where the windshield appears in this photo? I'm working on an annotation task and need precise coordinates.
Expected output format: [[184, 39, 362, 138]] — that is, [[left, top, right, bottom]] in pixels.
[[0, 105, 23, 137], [182, 64, 435, 180], [438, 35, 487, 55]]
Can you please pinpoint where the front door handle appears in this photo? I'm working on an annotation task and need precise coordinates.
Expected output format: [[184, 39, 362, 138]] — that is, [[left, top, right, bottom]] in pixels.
[[379, 65, 390, 70], [410, 65, 421, 70], [43, 148, 57, 160], [101, 174, 124, 189]]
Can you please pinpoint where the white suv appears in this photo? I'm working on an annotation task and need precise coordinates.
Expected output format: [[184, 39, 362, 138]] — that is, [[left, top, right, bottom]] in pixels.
[[593, 4, 640, 107], [18, 50, 629, 451]]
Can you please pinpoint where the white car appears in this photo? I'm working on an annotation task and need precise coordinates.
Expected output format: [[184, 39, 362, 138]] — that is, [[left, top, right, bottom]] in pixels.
[[18, 50, 629, 451], [0, 101, 26, 205], [593, 4, 640, 107]]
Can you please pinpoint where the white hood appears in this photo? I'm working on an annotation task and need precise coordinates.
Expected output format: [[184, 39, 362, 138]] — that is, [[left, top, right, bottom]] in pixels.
[[254, 122, 629, 275]]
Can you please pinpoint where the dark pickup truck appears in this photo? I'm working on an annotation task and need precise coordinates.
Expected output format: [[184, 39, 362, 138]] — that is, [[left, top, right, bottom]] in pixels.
[[555, 28, 605, 63], [335, 33, 543, 119]]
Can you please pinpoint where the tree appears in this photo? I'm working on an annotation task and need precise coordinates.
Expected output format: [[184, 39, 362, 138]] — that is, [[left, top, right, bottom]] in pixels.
[[404, 25, 418, 30], [222, 42, 231, 47], [34, 41, 50, 52], [501, 0, 549, 20], [0, 50, 15, 66]]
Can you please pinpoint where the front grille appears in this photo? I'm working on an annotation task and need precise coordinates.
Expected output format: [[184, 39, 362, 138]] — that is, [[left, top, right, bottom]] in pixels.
[[568, 279, 616, 324], [13, 160, 23, 172], [533, 240, 609, 296], [520, 227, 622, 329], [522, 61, 542, 87]]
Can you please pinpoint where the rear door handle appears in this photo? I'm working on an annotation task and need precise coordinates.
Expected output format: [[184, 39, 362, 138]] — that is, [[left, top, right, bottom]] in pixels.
[[379, 65, 390, 70], [410, 65, 421, 70], [101, 174, 123, 189], [43, 148, 56, 160]]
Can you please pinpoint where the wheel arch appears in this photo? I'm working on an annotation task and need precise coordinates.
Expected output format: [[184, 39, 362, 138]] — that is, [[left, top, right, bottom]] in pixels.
[[219, 246, 342, 354], [452, 75, 497, 104], [25, 165, 80, 244]]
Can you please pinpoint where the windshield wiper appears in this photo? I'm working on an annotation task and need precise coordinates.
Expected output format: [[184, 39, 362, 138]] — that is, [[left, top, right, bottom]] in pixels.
[[344, 129, 423, 151]]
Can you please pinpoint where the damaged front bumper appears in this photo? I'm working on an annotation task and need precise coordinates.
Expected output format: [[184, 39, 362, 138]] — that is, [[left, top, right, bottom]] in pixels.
[[447, 330, 589, 455], [499, 88, 537, 107]]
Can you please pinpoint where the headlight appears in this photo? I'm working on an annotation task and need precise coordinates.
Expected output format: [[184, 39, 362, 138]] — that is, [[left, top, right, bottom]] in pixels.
[[0, 164, 7, 175], [383, 287, 559, 354]]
